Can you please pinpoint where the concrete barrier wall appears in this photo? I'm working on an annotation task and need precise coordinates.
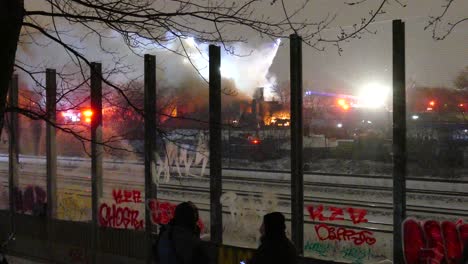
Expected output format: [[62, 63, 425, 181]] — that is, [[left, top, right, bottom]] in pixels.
[[0, 211, 343, 264]]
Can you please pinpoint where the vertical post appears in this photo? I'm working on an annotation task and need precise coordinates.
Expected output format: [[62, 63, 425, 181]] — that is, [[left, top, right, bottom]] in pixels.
[[144, 54, 157, 264], [209, 45, 222, 245], [290, 34, 304, 254], [46, 69, 57, 259], [393, 19, 406, 264], [90, 62, 103, 264], [8, 74, 18, 232], [46, 69, 57, 219]]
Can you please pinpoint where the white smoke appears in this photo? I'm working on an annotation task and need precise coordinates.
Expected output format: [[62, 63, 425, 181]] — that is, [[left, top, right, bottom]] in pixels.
[[17, 24, 281, 99]]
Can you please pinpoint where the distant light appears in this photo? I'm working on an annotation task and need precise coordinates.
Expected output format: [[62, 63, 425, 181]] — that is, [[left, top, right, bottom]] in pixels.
[[429, 100, 436, 107], [83, 109, 93, 117], [337, 99, 346, 106], [358, 82, 390, 108], [427, 107, 433, 111], [337, 123, 343, 128], [460, 104, 464, 107], [367, 120, 372, 124], [465, 129, 468, 133], [251, 139, 260, 145], [85, 117, 91, 123], [412, 115, 419, 120]]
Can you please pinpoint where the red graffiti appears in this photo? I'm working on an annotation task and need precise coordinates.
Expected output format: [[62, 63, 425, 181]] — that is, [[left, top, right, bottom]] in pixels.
[[147, 199, 205, 232], [403, 218, 468, 264], [112, 189, 142, 204], [307, 205, 368, 224], [99, 203, 144, 230], [314, 223, 376, 246]]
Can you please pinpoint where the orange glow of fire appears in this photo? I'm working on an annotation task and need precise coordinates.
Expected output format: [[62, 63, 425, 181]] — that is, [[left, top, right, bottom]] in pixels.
[[264, 111, 290, 126], [85, 117, 92, 123], [170, 107, 177, 117]]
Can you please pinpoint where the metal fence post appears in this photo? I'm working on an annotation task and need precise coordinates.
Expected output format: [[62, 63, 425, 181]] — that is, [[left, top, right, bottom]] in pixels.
[[46, 68, 57, 259], [392, 19, 407, 264], [90, 62, 103, 264], [290, 34, 304, 254], [209, 44, 222, 245], [8, 74, 18, 233], [144, 54, 157, 264]]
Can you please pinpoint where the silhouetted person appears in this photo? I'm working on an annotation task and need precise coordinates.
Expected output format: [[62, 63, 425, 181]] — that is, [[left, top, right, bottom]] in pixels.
[[249, 212, 298, 264], [157, 201, 211, 264]]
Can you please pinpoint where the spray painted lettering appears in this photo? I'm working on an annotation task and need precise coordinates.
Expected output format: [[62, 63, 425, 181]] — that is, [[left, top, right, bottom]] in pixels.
[[314, 224, 376, 246], [152, 136, 209, 185], [340, 246, 372, 264], [57, 193, 91, 221], [304, 241, 333, 257], [403, 218, 468, 264], [306, 205, 376, 246], [99, 189, 144, 230], [147, 199, 205, 232], [221, 191, 278, 243], [304, 241, 373, 264]]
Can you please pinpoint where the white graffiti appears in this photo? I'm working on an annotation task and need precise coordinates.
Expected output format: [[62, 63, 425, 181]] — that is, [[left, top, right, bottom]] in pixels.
[[221, 191, 279, 244], [152, 135, 209, 185]]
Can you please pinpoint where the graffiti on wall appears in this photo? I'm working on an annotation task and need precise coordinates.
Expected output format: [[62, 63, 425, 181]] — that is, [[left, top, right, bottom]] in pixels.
[[304, 241, 373, 264], [57, 193, 91, 221], [306, 205, 376, 246], [403, 218, 468, 264], [14, 185, 46, 216], [152, 136, 209, 185], [99, 189, 144, 230], [147, 199, 205, 232], [221, 191, 278, 243]]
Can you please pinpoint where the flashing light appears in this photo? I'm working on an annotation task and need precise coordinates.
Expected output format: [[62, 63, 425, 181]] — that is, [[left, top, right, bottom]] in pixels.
[[412, 115, 419, 120], [459, 103, 464, 107], [429, 101, 436, 107], [427, 107, 433, 111], [85, 117, 92, 123], [337, 99, 350, 111], [337, 123, 343, 128]]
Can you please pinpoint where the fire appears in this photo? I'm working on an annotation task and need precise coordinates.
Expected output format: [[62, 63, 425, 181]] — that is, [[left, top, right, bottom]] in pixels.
[[170, 107, 177, 117], [264, 111, 290, 126]]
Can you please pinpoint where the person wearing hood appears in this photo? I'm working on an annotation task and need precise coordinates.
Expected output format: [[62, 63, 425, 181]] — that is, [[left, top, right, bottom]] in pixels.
[[157, 201, 211, 264], [248, 212, 298, 264]]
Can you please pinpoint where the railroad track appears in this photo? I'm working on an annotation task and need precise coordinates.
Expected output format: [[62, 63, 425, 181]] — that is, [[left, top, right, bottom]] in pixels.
[[0, 154, 467, 234]]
